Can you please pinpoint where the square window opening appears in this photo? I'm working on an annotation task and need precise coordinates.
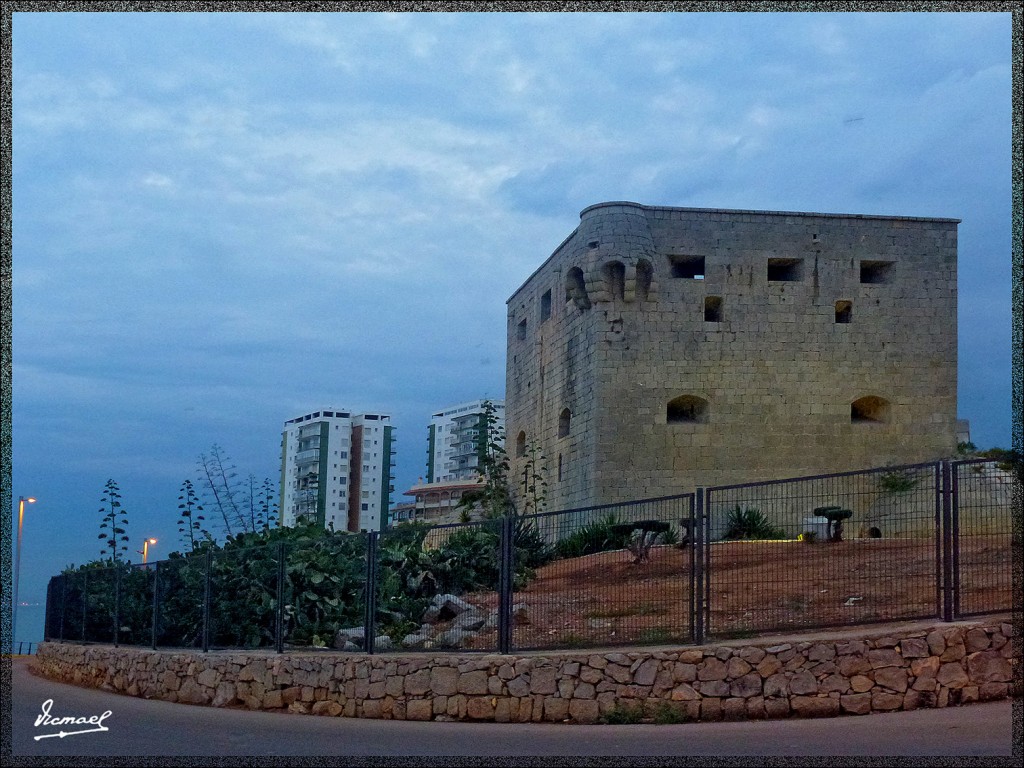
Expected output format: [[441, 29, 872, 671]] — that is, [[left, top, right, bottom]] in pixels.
[[669, 255, 705, 279], [704, 296, 723, 322], [835, 300, 853, 323], [767, 258, 804, 282], [860, 260, 893, 284]]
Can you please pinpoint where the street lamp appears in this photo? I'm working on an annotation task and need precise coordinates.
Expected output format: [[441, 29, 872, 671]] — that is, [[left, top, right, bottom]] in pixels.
[[140, 538, 158, 564], [13, 496, 37, 644]]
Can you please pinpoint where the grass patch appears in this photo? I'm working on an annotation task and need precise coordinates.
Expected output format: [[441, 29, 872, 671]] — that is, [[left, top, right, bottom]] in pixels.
[[651, 701, 690, 724], [600, 703, 645, 724]]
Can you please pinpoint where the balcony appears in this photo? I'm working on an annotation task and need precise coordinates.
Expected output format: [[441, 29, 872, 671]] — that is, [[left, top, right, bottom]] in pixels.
[[295, 448, 320, 465]]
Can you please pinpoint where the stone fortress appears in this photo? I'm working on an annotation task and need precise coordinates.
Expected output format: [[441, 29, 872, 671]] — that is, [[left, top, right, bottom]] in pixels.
[[505, 202, 959, 512]]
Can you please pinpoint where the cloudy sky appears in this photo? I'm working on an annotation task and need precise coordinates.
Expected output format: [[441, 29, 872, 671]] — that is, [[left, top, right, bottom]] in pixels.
[[8, 10, 1013, 636]]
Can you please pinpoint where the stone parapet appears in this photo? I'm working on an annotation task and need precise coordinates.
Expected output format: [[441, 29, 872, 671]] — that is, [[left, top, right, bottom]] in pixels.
[[33, 616, 1016, 724]]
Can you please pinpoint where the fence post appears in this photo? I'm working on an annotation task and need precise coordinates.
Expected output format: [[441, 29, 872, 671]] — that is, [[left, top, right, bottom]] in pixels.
[[940, 461, 954, 622], [58, 574, 66, 643], [81, 570, 88, 642], [151, 562, 160, 650], [42, 578, 52, 642], [276, 541, 286, 654], [202, 549, 212, 653], [693, 488, 706, 645], [363, 532, 378, 655], [114, 565, 121, 647], [498, 516, 513, 655], [950, 461, 962, 618]]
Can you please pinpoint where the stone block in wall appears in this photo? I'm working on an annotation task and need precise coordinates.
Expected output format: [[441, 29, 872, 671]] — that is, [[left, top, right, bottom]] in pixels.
[[730, 673, 762, 699], [840, 693, 872, 715], [867, 649, 903, 669], [726, 657, 752, 678], [764, 697, 791, 719], [791, 696, 840, 717], [979, 682, 1009, 701], [789, 671, 817, 696], [874, 667, 909, 693], [467, 696, 495, 720], [940, 634, 966, 662], [634, 659, 660, 686], [722, 698, 747, 720], [430, 666, 459, 696], [700, 698, 723, 721], [898, 638, 929, 658], [698, 658, 728, 681], [871, 692, 903, 711], [699, 680, 730, 697], [569, 699, 600, 723], [543, 697, 569, 722], [936, 662, 969, 689], [966, 650, 1011, 683], [964, 629, 991, 652]]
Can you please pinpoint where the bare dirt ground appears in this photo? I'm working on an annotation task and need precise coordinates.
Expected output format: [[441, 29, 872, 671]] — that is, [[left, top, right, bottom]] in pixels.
[[458, 533, 1012, 651]]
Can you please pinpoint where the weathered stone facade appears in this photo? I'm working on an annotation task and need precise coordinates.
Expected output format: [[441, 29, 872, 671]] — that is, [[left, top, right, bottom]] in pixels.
[[505, 202, 958, 510], [34, 617, 1015, 724]]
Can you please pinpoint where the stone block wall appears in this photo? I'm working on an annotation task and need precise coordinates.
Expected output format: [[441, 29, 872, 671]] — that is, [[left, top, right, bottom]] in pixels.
[[506, 202, 959, 512], [33, 617, 1016, 724]]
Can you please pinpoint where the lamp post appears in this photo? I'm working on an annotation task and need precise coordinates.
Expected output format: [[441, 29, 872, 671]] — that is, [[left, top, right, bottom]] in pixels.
[[13, 496, 37, 644], [141, 538, 157, 565]]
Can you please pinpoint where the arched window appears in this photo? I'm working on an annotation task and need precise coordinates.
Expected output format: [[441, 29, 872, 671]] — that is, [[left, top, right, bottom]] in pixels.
[[667, 395, 709, 424], [558, 408, 571, 437], [516, 431, 527, 457], [603, 261, 625, 300], [565, 267, 591, 310], [851, 396, 891, 424]]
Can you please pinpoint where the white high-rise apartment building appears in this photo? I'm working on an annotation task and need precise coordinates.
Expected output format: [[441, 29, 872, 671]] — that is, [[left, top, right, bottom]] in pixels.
[[426, 399, 505, 483], [279, 408, 395, 532]]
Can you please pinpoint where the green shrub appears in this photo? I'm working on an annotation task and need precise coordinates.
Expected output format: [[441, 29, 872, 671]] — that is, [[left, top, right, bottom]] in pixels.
[[721, 506, 786, 541], [554, 513, 633, 559], [600, 703, 645, 724], [878, 468, 920, 494], [652, 701, 690, 724]]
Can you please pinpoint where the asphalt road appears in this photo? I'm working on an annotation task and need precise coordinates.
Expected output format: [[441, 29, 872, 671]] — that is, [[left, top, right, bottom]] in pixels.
[[7, 657, 1018, 759]]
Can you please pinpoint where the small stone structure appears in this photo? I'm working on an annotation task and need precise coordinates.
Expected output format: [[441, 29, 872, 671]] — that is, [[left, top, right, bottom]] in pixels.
[[34, 616, 1015, 724], [506, 202, 959, 511]]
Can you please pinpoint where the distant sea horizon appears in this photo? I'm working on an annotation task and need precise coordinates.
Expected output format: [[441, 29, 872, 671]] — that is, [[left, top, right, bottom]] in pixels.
[[13, 604, 46, 648]]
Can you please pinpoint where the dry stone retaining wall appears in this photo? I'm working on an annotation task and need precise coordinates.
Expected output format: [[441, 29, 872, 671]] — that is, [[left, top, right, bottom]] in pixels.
[[33, 617, 1016, 724]]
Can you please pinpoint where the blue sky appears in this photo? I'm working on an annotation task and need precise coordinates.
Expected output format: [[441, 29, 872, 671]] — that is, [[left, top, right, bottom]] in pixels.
[[7, 10, 1013, 638]]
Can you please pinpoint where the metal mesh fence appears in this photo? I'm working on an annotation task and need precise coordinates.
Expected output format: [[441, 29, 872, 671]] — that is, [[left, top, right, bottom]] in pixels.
[[375, 519, 503, 654], [285, 534, 367, 651], [154, 555, 207, 648], [60, 571, 85, 642], [81, 566, 118, 644], [953, 459, 1016, 616], [118, 563, 156, 646], [39, 460, 1011, 655], [705, 462, 941, 638], [44, 576, 63, 641], [511, 495, 694, 651], [208, 544, 279, 650]]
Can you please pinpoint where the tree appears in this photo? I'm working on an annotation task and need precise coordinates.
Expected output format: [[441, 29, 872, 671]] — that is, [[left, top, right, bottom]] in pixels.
[[196, 443, 245, 536], [516, 439, 548, 517], [241, 474, 279, 531], [258, 477, 278, 530], [97, 479, 129, 562], [456, 400, 513, 521], [177, 479, 212, 552]]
